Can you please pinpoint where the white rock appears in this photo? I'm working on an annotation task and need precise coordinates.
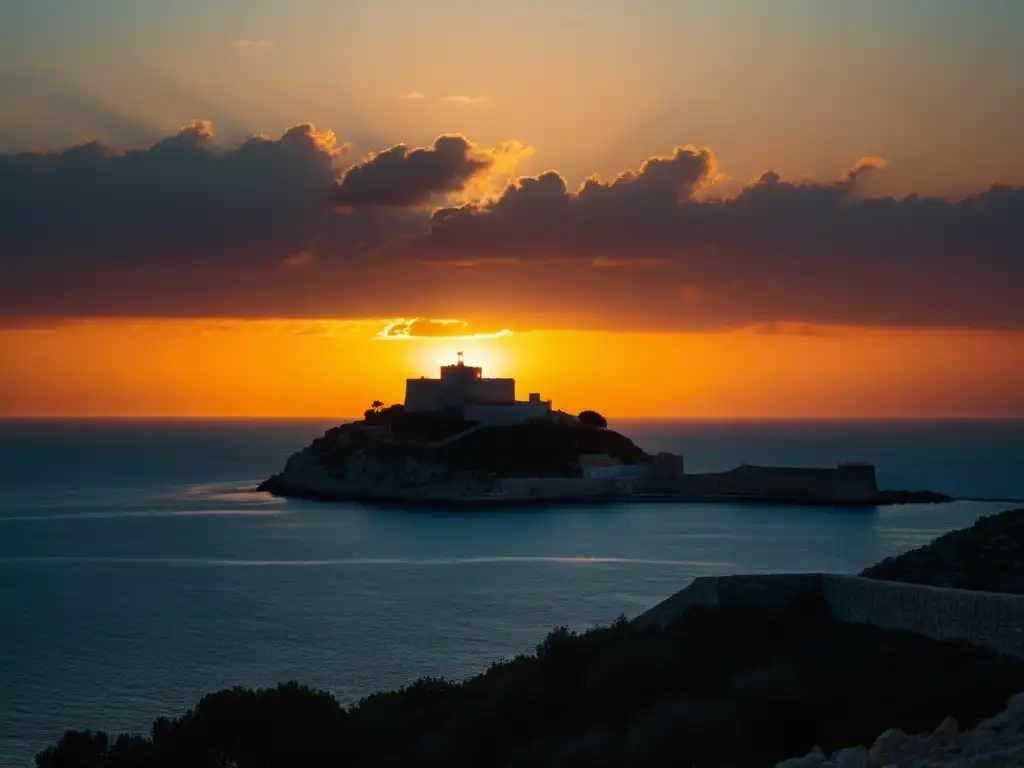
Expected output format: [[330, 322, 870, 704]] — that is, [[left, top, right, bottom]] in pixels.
[[775, 747, 826, 768], [833, 745, 868, 768], [1006, 692, 1024, 716], [869, 728, 908, 762], [932, 715, 960, 743]]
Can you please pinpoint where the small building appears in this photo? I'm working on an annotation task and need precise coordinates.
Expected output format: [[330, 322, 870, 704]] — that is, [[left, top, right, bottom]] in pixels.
[[404, 353, 552, 425]]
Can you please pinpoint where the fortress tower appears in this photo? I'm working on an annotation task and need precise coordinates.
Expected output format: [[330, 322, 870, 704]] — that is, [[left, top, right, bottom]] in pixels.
[[404, 353, 551, 424]]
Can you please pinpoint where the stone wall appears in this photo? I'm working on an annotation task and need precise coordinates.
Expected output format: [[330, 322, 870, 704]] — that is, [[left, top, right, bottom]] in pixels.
[[634, 573, 1024, 660], [822, 575, 1024, 660], [493, 477, 608, 499], [463, 400, 552, 425], [405, 375, 516, 413]]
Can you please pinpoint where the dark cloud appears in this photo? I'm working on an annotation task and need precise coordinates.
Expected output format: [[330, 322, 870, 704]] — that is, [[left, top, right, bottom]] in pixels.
[[0, 120, 346, 273], [414, 150, 1023, 328], [329, 134, 493, 208], [0, 127, 1022, 331]]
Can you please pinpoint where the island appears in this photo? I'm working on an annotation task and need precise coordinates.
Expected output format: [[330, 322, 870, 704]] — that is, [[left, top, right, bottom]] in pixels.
[[259, 355, 950, 507]]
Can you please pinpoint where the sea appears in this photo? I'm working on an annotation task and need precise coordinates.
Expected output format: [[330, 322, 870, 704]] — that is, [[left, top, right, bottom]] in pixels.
[[2, 418, 1023, 767]]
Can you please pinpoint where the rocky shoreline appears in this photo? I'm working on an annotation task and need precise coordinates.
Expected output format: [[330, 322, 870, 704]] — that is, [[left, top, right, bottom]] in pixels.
[[258, 470, 952, 508], [258, 417, 952, 508]]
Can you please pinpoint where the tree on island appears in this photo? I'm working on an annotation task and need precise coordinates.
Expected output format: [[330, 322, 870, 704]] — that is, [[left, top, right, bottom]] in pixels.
[[578, 410, 608, 428], [370, 400, 384, 413]]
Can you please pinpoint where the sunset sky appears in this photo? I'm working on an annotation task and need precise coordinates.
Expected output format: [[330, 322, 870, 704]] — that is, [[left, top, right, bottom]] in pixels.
[[2, 0, 1023, 418]]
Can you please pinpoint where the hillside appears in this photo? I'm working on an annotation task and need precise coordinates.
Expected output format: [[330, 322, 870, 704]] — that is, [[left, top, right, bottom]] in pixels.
[[257, 412, 651, 501], [436, 420, 648, 478], [862, 507, 1024, 593], [36, 595, 1024, 768]]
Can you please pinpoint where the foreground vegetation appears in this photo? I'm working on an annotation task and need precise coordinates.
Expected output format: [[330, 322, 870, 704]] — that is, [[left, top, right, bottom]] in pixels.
[[37, 595, 1024, 768]]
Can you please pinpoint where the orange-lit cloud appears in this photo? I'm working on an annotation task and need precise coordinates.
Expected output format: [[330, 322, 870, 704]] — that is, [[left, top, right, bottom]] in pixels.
[[280, 246, 314, 269], [375, 318, 513, 340], [399, 91, 426, 99], [329, 134, 530, 209], [440, 95, 486, 105]]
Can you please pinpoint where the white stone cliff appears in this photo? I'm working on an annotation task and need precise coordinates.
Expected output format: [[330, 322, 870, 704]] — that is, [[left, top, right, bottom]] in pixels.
[[777, 692, 1024, 767]]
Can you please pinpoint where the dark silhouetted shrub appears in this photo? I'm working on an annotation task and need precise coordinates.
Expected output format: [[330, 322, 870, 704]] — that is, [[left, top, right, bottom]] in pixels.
[[577, 410, 607, 428], [36, 600, 1024, 768]]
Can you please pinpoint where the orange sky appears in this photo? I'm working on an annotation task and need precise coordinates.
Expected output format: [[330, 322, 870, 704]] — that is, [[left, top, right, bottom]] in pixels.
[[2, 319, 1022, 418], [3, 3, 1023, 419]]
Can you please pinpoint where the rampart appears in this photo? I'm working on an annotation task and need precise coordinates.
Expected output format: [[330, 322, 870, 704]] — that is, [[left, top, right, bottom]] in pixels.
[[634, 573, 1024, 660]]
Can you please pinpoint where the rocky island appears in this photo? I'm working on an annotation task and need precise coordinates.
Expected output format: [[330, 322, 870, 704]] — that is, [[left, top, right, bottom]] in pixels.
[[259, 356, 950, 507]]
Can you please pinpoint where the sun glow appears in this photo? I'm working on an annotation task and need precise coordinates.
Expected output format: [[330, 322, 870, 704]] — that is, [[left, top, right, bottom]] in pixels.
[[420, 340, 513, 379], [2, 319, 1023, 418]]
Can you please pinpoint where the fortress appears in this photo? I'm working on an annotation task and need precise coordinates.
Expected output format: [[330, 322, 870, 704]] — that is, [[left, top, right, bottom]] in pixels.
[[404, 353, 553, 426], [260, 357, 947, 507]]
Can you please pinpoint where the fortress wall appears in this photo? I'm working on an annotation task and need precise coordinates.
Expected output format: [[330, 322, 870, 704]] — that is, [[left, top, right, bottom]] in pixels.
[[634, 573, 1024, 659], [822, 575, 1024, 660], [495, 477, 608, 499], [405, 376, 516, 412], [464, 400, 550, 425], [632, 576, 720, 630], [831, 464, 879, 503]]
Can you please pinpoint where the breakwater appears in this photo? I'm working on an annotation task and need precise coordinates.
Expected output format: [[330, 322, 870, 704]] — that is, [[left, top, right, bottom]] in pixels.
[[635, 573, 1024, 660]]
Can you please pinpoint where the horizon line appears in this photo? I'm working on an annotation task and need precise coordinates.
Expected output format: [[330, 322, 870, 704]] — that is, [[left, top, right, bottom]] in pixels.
[[2, 415, 1022, 423]]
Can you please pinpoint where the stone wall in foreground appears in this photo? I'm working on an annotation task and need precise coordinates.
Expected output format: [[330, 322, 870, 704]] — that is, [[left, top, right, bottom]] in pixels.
[[635, 573, 1024, 660]]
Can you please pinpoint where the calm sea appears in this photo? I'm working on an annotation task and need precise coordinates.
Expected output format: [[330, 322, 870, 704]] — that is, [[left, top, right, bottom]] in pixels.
[[1, 419, 1022, 767]]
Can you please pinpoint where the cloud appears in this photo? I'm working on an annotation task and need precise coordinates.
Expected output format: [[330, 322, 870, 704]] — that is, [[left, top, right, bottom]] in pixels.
[[375, 319, 513, 340], [280, 246, 315, 270], [0, 125, 1022, 332], [400, 91, 426, 100], [328, 134, 531, 209], [234, 39, 277, 52], [0, 120, 387, 316], [410, 146, 1024, 328], [440, 95, 486, 105], [422, 145, 716, 257]]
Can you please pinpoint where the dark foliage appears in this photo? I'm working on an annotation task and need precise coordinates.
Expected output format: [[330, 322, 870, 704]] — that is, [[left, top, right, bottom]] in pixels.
[[310, 411, 471, 460], [863, 507, 1024, 592], [577, 410, 608, 429], [437, 421, 648, 477], [37, 597, 1024, 768]]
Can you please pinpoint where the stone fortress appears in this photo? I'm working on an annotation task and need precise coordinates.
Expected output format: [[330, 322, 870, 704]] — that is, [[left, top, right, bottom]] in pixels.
[[404, 352, 553, 426], [261, 355, 949, 507], [403, 354, 881, 504]]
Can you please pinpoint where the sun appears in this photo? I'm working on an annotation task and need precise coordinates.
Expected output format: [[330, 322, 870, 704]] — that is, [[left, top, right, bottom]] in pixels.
[[411, 338, 512, 378]]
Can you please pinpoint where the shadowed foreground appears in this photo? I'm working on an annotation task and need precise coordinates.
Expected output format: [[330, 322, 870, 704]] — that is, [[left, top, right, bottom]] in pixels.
[[37, 595, 1024, 768]]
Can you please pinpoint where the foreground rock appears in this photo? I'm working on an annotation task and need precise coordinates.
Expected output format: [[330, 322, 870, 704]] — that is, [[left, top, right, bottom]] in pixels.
[[863, 508, 1024, 594], [777, 692, 1024, 767]]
